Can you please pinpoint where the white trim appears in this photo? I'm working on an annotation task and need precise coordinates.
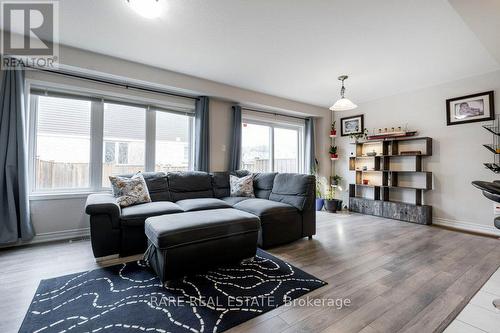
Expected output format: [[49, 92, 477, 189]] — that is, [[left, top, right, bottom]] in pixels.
[[95, 254, 120, 263], [0, 228, 90, 249], [433, 217, 500, 237]]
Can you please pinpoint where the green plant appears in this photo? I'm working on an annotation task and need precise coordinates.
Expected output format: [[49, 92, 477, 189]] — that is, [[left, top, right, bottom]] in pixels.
[[331, 121, 336, 131], [350, 128, 368, 141], [333, 174, 342, 183], [329, 145, 338, 155], [325, 186, 336, 200]]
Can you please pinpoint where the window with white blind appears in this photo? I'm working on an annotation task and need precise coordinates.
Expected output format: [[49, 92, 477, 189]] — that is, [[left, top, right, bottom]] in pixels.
[[241, 114, 304, 173], [29, 89, 195, 193]]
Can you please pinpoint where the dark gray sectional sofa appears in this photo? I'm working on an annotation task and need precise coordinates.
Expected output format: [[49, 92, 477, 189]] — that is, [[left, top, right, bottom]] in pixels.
[[85, 171, 316, 259]]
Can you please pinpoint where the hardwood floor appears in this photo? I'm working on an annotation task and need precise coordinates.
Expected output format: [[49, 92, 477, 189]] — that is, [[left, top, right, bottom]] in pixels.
[[1, 212, 499, 333]]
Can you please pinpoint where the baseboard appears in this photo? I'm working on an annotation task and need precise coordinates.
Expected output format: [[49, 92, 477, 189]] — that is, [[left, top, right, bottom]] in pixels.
[[433, 217, 500, 237], [32, 228, 91, 243]]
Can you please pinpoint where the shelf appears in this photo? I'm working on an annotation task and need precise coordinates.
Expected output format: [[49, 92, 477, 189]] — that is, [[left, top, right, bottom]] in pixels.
[[350, 136, 431, 144], [329, 134, 337, 138], [483, 144, 500, 154], [330, 157, 339, 161], [483, 125, 500, 136], [351, 183, 430, 190], [484, 163, 500, 173]]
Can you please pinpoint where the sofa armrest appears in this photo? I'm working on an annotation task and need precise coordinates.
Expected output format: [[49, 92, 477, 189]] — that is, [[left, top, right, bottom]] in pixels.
[[85, 193, 121, 228]]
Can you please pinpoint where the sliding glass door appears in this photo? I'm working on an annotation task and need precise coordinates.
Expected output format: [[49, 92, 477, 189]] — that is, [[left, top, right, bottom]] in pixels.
[[241, 120, 303, 173]]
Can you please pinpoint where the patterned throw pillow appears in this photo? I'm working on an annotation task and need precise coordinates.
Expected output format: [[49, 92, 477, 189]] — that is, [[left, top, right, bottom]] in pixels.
[[230, 174, 255, 198], [109, 173, 152, 208]]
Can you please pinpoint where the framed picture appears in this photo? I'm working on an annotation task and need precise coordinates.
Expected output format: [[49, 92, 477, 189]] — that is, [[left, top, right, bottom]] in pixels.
[[341, 114, 364, 136], [446, 91, 494, 126]]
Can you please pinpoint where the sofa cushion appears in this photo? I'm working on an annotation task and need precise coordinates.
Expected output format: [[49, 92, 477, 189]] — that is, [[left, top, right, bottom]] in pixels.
[[253, 173, 277, 199], [211, 172, 230, 198], [269, 173, 315, 211], [118, 172, 170, 202], [120, 202, 183, 226], [221, 196, 250, 206], [168, 171, 214, 201], [233, 198, 297, 222], [145, 208, 260, 249], [176, 198, 232, 212]]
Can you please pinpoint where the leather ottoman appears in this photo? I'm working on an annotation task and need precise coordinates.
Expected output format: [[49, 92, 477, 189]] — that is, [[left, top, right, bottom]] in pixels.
[[144, 208, 260, 282]]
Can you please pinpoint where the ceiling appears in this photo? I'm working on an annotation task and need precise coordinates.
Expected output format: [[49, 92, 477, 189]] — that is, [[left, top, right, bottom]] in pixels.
[[17, 0, 500, 107]]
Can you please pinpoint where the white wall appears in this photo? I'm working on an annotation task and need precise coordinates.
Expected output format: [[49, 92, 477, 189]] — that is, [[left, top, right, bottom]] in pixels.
[[25, 46, 331, 242], [334, 70, 500, 235]]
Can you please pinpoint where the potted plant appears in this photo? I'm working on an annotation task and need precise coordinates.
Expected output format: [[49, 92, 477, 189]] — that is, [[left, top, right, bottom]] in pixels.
[[329, 145, 338, 160], [323, 186, 343, 213], [349, 128, 368, 143], [330, 121, 337, 137], [332, 174, 342, 186], [315, 176, 326, 211]]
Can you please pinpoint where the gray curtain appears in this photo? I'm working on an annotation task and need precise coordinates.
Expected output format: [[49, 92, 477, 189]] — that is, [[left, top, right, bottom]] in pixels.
[[305, 117, 316, 174], [229, 105, 242, 171], [0, 62, 34, 244], [194, 96, 210, 172]]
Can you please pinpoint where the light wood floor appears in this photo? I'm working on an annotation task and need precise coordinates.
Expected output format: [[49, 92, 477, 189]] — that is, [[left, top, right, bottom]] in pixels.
[[1, 212, 499, 333]]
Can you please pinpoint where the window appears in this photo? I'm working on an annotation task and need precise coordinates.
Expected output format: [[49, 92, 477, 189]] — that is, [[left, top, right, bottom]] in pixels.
[[33, 95, 92, 191], [241, 123, 271, 172], [30, 87, 195, 194], [155, 110, 194, 172], [241, 119, 304, 173], [102, 103, 146, 186]]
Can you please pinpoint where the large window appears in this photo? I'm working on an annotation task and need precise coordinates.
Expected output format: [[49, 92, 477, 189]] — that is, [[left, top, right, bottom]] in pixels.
[[241, 119, 304, 173], [34, 96, 92, 191], [102, 103, 146, 186], [30, 89, 195, 193]]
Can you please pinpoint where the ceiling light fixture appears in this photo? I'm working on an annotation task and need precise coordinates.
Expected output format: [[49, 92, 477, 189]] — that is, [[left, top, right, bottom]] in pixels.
[[127, 0, 164, 19], [330, 75, 357, 111]]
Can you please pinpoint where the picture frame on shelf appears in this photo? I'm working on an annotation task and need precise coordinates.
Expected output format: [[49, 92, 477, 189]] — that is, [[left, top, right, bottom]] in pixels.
[[340, 114, 364, 136], [446, 91, 494, 126]]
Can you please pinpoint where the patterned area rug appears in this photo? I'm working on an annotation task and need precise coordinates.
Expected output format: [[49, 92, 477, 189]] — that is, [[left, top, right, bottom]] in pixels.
[[20, 249, 326, 333]]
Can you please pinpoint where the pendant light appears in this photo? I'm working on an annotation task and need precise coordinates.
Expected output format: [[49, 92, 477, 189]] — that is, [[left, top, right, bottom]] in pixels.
[[329, 75, 357, 111]]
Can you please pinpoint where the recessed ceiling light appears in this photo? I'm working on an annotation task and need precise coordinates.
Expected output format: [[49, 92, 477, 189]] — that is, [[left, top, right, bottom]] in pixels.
[[127, 0, 165, 19]]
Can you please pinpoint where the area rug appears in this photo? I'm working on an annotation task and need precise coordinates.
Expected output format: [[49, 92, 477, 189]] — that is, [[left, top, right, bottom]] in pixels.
[[20, 249, 326, 333]]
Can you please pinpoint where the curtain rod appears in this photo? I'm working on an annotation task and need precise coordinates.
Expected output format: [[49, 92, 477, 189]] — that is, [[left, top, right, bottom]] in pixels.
[[241, 107, 308, 121], [27, 66, 200, 102]]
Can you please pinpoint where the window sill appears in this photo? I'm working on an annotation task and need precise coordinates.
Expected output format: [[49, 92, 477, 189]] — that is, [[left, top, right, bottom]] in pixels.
[[29, 190, 111, 201]]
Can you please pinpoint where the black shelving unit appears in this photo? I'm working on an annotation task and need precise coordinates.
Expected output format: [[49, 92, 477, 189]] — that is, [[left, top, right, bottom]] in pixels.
[[483, 118, 500, 173]]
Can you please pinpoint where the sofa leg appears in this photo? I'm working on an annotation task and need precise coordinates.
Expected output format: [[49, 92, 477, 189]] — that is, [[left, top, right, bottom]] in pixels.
[[308, 236, 313, 240]]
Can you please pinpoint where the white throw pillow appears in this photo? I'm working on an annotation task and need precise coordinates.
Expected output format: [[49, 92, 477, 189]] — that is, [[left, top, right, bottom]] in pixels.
[[109, 173, 152, 208], [230, 174, 255, 198]]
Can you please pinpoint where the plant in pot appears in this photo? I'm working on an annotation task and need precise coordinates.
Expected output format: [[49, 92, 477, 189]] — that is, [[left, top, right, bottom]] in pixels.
[[324, 186, 343, 213], [315, 176, 326, 211], [349, 128, 368, 143], [330, 121, 337, 137], [329, 145, 338, 160], [332, 174, 342, 186]]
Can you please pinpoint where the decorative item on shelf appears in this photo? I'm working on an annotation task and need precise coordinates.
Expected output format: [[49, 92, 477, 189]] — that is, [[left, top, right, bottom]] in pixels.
[[341, 114, 364, 137], [329, 75, 357, 111], [329, 145, 339, 160], [400, 150, 422, 155], [366, 124, 417, 140], [446, 91, 494, 126], [362, 179, 369, 185], [330, 121, 337, 138], [366, 150, 377, 156], [362, 165, 368, 171], [324, 186, 343, 213], [349, 128, 368, 143], [484, 163, 500, 173], [315, 176, 327, 211]]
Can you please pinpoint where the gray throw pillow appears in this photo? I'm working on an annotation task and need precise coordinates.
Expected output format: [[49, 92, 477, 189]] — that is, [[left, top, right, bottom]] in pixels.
[[109, 173, 152, 207], [230, 174, 255, 197]]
